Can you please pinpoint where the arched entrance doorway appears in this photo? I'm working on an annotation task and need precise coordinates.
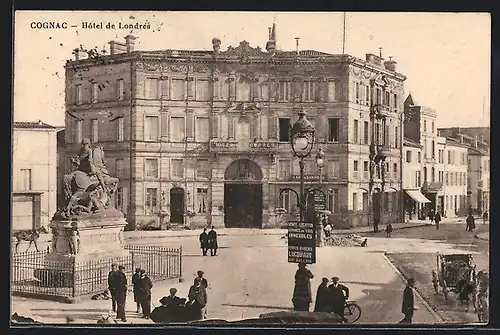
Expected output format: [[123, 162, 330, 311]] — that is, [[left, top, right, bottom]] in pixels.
[[224, 159, 263, 228], [170, 187, 185, 225]]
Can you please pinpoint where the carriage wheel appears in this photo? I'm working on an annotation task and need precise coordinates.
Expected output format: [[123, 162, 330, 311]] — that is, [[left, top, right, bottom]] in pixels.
[[343, 302, 361, 323]]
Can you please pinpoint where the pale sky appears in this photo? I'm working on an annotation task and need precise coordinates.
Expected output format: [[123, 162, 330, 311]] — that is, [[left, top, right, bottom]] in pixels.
[[14, 11, 490, 128]]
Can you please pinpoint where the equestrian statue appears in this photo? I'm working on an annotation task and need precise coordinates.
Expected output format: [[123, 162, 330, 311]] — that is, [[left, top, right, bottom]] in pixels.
[[55, 138, 119, 219]]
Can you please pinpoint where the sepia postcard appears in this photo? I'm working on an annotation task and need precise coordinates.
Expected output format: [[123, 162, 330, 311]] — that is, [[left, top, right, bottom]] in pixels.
[[11, 10, 490, 326]]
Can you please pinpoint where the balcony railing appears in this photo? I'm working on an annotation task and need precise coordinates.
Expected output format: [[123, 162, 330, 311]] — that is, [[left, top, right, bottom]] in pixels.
[[377, 145, 391, 159], [422, 181, 443, 193], [209, 139, 238, 153], [371, 104, 390, 118]]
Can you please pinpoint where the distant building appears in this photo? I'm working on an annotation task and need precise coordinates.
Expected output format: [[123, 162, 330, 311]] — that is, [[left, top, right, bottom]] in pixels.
[[56, 129, 66, 208], [402, 137, 426, 221], [13, 121, 58, 230], [62, 26, 407, 229], [438, 127, 490, 215], [403, 94, 469, 218]]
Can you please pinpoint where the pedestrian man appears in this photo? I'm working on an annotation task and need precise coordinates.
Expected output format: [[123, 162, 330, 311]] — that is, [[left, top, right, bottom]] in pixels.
[[483, 211, 489, 225], [196, 270, 208, 289], [328, 276, 349, 323], [385, 222, 393, 238], [292, 263, 314, 312], [400, 278, 417, 324], [324, 222, 333, 238], [466, 213, 476, 232], [428, 209, 435, 223], [188, 277, 208, 320], [138, 270, 153, 319], [115, 265, 128, 322], [373, 218, 380, 233], [132, 268, 142, 313], [434, 210, 442, 230], [199, 228, 209, 256], [208, 226, 218, 256], [107, 264, 118, 312], [314, 277, 331, 312]]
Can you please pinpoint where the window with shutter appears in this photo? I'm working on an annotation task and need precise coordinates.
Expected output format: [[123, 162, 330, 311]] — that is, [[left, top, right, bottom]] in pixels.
[[196, 188, 208, 213], [278, 81, 291, 101], [196, 79, 210, 101], [365, 86, 370, 105], [117, 117, 124, 142], [144, 116, 159, 141], [75, 120, 83, 143], [161, 113, 169, 139], [92, 82, 99, 103], [278, 160, 291, 180], [145, 78, 159, 99], [145, 159, 159, 178], [355, 82, 360, 102], [363, 121, 369, 144], [145, 188, 158, 215], [75, 84, 82, 104], [236, 80, 251, 101], [196, 117, 209, 142], [278, 118, 290, 142], [353, 119, 359, 143], [228, 116, 235, 139], [327, 81, 336, 102], [196, 159, 210, 179], [261, 82, 269, 101], [170, 117, 185, 141], [171, 159, 184, 178], [171, 79, 185, 100], [327, 118, 340, 142], [187, 77, 195, 99]]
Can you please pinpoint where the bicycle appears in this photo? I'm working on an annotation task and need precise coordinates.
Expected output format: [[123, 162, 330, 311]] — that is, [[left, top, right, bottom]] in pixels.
[[343, 301, 362, 323]]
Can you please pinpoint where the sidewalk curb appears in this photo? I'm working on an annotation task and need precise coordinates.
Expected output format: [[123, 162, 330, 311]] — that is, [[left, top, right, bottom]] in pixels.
[[125, 223, 433, 240], [382, 253, 444, 324]]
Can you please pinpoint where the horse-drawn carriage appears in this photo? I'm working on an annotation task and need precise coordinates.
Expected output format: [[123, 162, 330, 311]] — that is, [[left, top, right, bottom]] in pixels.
[[431, 252, 476, 300]]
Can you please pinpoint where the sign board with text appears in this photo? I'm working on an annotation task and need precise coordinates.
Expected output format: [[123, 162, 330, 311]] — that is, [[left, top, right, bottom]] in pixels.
[[287, 221, 316, 264]]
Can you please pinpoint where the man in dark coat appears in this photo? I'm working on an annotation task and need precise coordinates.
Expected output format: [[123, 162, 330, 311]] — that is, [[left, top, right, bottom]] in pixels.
[[428, 209, 435, 223], [314, 277, 331, 312], [400, 278, 417, 323], [132, 268, 142, 313], [292, 263, 314, 312], [207, 226, 218, 256], [328, 276, 349, 323], [199, 228, 209, 256], [115, 265, 128, 322], [466, 214, 475, 232], [138, 270, 153, 319], [152, 288, 186, 322], [107, 263, 118, 312], [434, 210, 442, 230], [188, 277, 208, 320]]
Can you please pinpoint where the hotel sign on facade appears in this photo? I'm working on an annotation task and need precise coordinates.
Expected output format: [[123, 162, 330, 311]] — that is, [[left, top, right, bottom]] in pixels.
[[288, 221, 316, 264]]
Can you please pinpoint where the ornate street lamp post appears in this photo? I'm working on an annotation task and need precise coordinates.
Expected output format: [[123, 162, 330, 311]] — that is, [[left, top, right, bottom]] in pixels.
[[315, 147, 325, 186], [290, 110, 316, 222]]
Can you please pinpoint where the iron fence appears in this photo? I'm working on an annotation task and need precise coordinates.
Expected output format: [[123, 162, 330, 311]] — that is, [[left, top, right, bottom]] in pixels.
[[11, 245, 182, 301]]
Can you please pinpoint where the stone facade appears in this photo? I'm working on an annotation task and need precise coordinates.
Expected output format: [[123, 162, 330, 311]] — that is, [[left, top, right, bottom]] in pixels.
[[13, 121, 59, 229], [62, 29, 406, 229]]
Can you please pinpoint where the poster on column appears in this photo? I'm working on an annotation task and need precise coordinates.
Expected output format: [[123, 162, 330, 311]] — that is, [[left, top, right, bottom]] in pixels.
[[287, 221, 316, 264]]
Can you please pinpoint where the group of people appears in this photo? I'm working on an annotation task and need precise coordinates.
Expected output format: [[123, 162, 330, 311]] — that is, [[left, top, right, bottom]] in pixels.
[[107, 264, 130, 322], [428, 208, 443, 230], [199, 227, 218, 256], [150, 270, 209, 322], [291, 263, 350, 323]]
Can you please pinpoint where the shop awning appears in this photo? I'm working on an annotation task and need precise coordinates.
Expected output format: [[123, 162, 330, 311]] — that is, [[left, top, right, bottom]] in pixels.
[[405, 189, 431, 204]]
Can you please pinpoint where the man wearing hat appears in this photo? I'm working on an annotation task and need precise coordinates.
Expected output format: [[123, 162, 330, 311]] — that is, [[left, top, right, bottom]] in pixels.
[[314, 277, 331, 312], [328, 276, 349, 323], [132, 268, 142, 313], [107, 264, 118, 312], [115, 265, 128, 322], [400, 278, 418, 323]]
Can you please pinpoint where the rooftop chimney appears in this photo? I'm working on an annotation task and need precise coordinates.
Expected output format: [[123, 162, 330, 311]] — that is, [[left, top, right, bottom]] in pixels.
[[73, 48, 81, 61], [295, 37, 300, 55], [266, 23, 277, 55], [125, 34, 136, 53], [379, 47, 383, 58], [384, 56, 397, 71]]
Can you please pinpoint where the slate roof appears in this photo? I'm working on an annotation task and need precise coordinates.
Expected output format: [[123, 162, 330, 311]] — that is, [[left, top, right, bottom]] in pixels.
[[14, 120, 57, 130]]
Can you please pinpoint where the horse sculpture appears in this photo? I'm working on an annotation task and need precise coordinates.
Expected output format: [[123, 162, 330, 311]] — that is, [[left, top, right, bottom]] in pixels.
[[12, 226, 49, 253]]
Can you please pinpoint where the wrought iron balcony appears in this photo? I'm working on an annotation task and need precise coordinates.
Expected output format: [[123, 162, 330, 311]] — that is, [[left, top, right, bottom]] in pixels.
[[377, 145, 391, 160], [421, 181, 443, 193], [371, 104, 390, 118], [208, 139, 238, 153]]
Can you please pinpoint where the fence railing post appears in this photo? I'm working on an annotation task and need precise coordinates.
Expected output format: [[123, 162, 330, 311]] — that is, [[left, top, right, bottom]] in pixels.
[[72, 258, 76, 298], [178, 246, 183, 282]]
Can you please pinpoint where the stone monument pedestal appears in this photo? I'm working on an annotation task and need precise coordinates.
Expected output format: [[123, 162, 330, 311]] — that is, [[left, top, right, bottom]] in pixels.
[[34, 208, 130, 296]]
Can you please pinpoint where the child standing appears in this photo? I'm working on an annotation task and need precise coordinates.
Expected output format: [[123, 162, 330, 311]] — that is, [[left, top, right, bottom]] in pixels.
[[385, 222, 393, 238]]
